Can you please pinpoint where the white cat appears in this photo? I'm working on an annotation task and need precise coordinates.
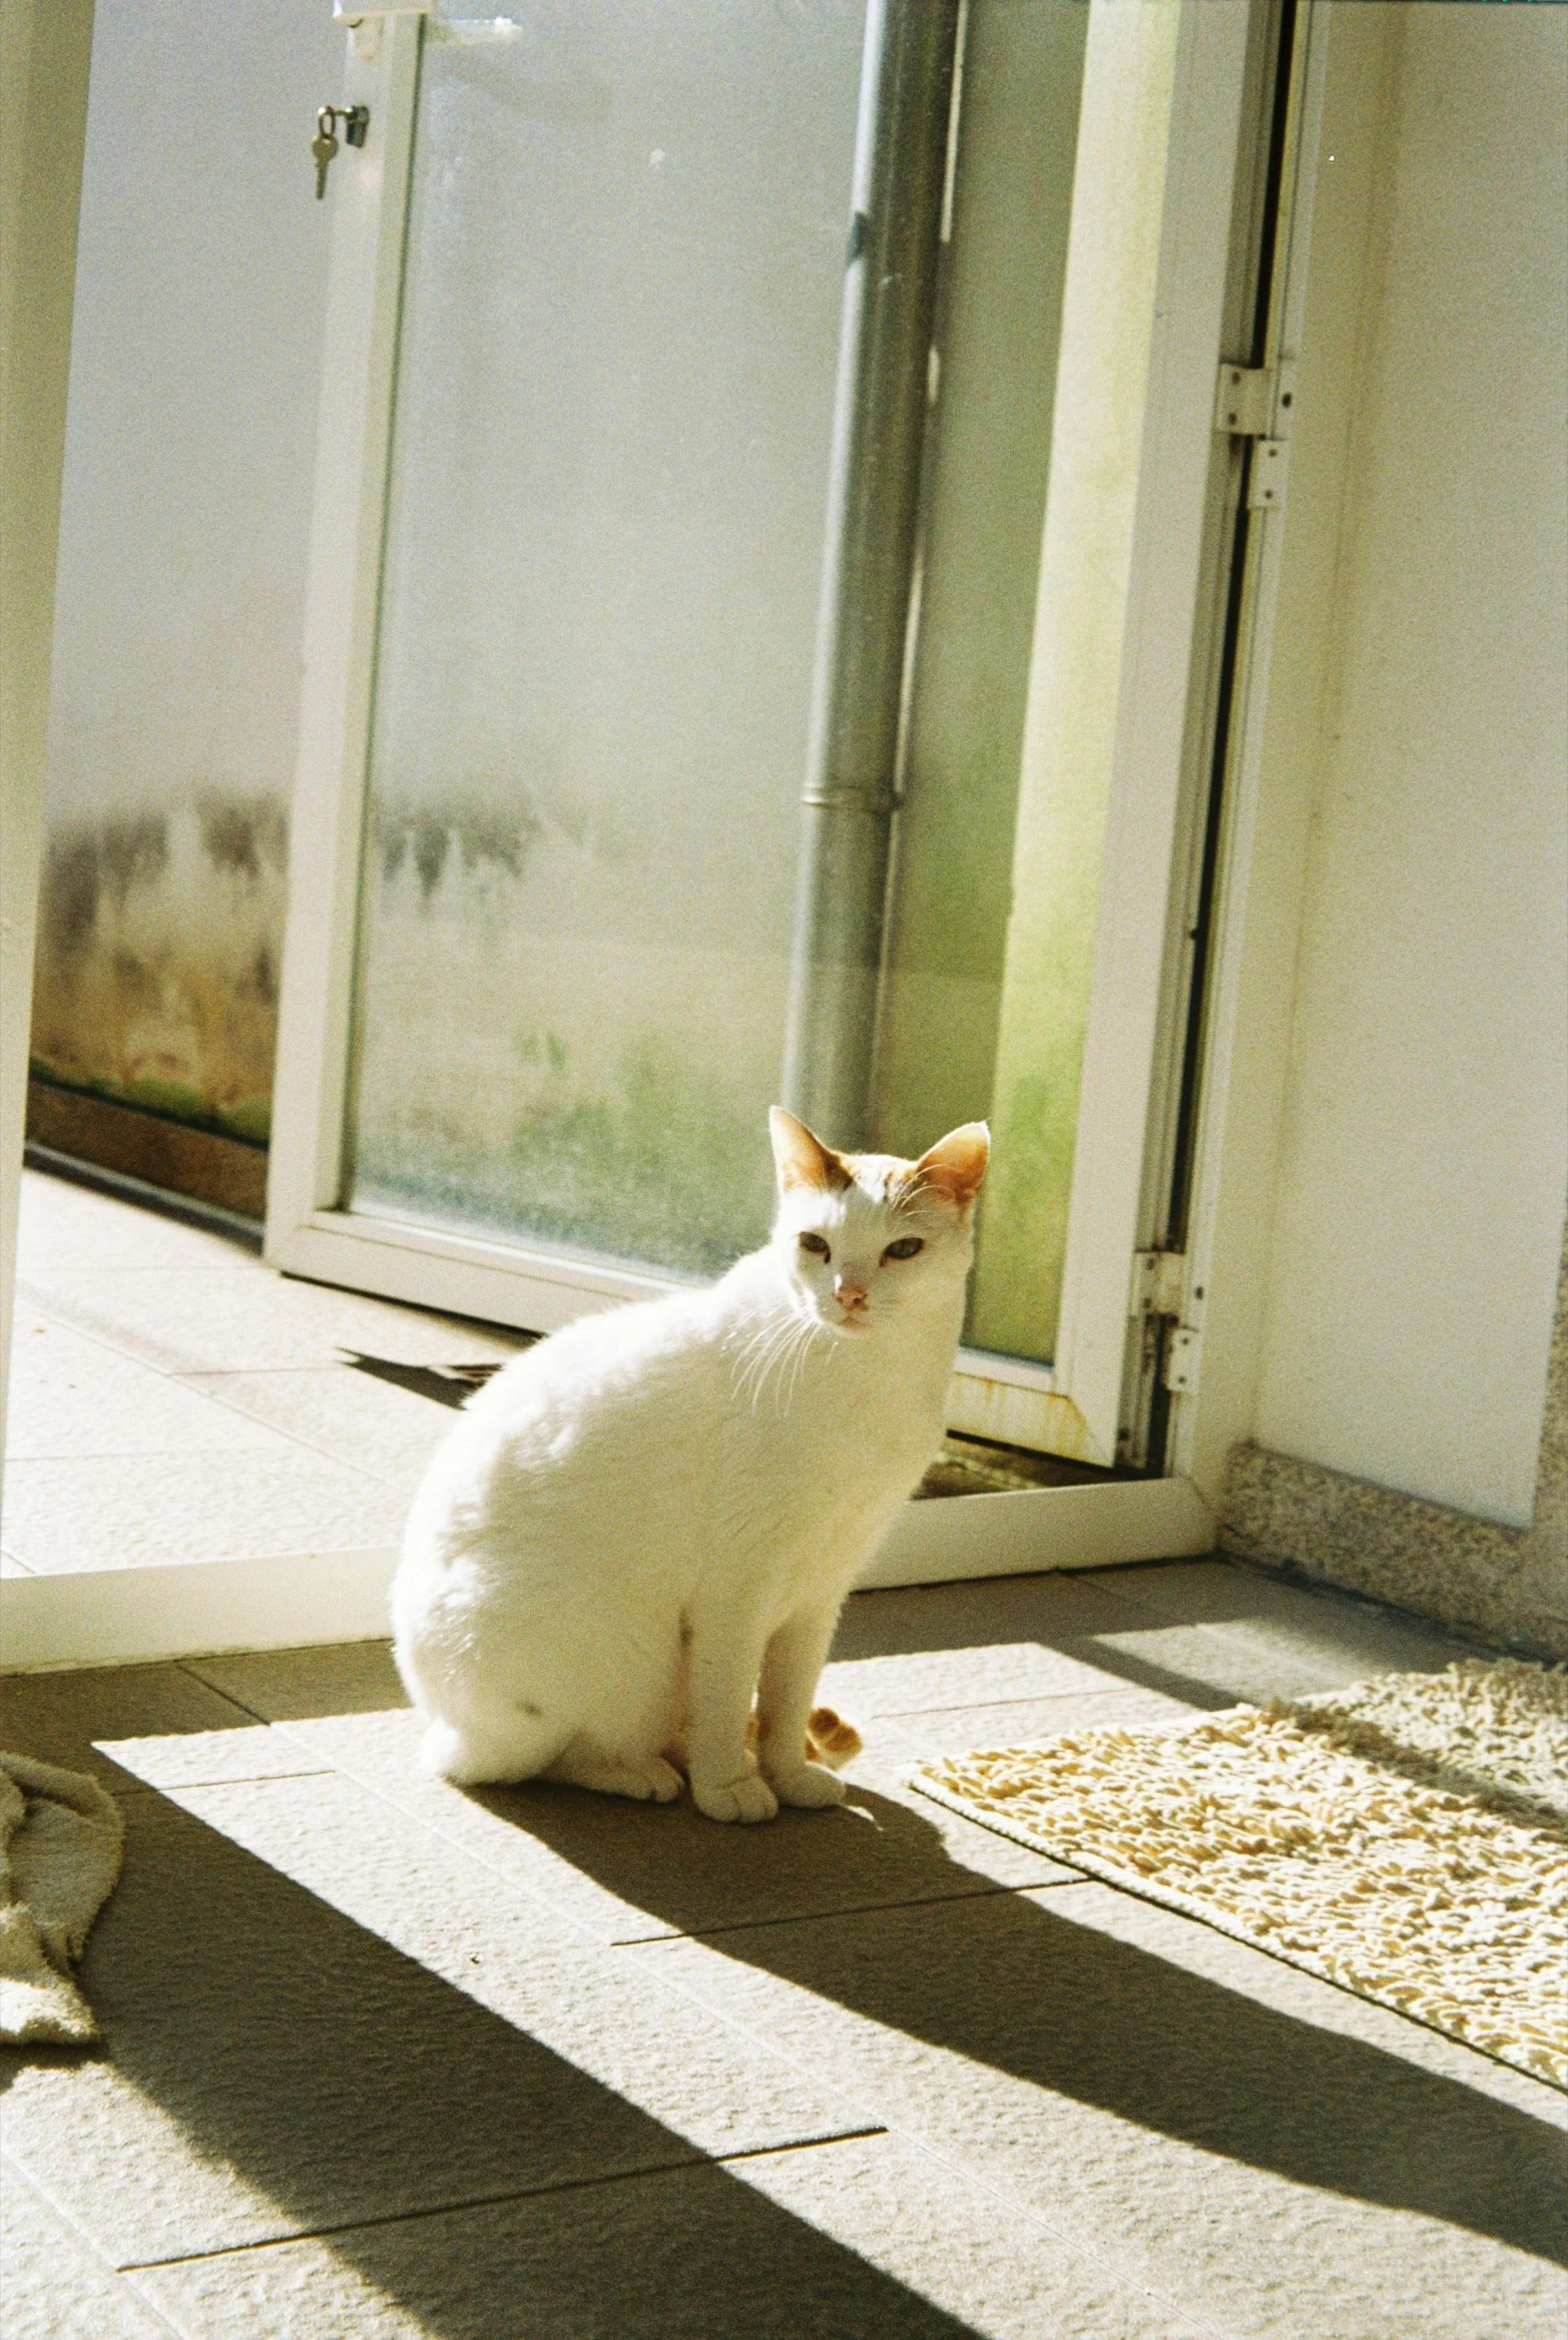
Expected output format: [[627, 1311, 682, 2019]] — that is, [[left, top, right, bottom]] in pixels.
[[390, 1107, 988, 1822]]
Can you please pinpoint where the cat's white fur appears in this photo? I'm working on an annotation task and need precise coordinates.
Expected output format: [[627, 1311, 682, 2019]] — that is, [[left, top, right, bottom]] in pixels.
[[390, 1108, 988, 1822]]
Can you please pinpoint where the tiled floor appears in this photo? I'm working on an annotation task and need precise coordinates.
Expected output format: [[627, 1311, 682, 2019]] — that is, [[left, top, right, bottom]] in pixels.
[[3, 1166, 1565, 2333], [0, 1168, 1087, 1584], [2, 1169, 527, 1576], [4, 1563, 1564, 2338]]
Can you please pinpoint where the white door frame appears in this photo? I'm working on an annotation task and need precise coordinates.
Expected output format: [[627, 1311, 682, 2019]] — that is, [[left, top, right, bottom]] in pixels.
[[259, 0, 1271, 1600], [1166, 0, 1337, 1502], [0, 1, 1346, 1675]]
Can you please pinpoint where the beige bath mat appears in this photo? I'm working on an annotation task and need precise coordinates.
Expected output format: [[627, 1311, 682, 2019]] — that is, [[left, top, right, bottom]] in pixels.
[[911, 1659, 1567, 2089], [0, 1752, 124, 2045]]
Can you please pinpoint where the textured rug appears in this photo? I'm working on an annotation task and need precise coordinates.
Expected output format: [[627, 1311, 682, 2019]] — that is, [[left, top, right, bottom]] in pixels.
[[911, 1659, 1567, 2089], [0, 1752, 124, 2045]]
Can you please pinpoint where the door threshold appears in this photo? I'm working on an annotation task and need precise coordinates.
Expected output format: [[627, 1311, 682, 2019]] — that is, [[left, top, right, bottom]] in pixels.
[[0, 1476, 1215, 1671]]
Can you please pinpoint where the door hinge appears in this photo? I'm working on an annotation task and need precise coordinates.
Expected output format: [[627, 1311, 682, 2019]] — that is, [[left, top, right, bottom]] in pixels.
[[1215, 364, 1272, 436], [1132, 1251, 1204, 1395], [1163, 1326, 1202, 1396], [1216, 359, 1297, 512], [1214, 359, 1297, 438], [1130, 1249, 1187, 1320], [1248, 438, 1291, 509]]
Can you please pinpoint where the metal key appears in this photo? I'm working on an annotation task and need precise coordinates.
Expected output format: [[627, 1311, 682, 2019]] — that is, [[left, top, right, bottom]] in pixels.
[[311, 110, 339, 201]]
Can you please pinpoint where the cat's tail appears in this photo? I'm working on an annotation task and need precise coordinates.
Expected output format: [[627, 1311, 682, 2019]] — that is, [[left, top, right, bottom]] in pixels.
[[689, 1705, 862, 1775], [805, 1706, 862, 1770], [417, 1711, 565, 1788], [417, 1720, 470, 1781]]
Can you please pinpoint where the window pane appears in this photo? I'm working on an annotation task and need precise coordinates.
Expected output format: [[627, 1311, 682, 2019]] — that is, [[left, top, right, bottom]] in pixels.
[[346, 2, 866, 1277], [344, 0, 1184, 1382]]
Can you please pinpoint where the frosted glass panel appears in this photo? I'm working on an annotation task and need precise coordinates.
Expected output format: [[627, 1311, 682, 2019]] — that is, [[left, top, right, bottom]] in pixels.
[[967, 0, 1182, 1360], [865, 0, 1087, 1203], [342, 0, 1182, 1392], [346, 3, 866, 1277]]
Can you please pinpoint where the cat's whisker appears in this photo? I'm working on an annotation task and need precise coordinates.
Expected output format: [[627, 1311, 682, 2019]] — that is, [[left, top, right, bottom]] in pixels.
[[740, 1344, 781, 1413], [728, 1323, 771, 1393], [744, 1309, 820, 1418], [783, 1321, 820, 1413], [730, 1312, 785, 1376], [769, 1317, 818, 1416], [768, 1321, 805, 1417], [794, 1314, 835, 1410], [733, 1312, 802, 1413]]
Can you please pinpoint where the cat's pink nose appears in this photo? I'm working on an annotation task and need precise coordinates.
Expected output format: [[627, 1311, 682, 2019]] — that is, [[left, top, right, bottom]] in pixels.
[[834, 1275, 868, 1316]]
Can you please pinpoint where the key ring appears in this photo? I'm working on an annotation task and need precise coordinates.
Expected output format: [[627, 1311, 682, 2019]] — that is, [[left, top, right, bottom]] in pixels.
[[319, 103, 370, 148]]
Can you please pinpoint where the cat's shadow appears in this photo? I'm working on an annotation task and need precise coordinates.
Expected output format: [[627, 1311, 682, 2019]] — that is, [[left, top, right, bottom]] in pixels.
[[465, 1760, 1566, 2276]]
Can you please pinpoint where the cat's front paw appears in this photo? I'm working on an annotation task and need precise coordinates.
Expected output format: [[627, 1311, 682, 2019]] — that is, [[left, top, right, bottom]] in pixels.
[[692, 1772, 779, 1824], [764, 1759, 847, 1810], [627, 1755, 686, 1803]]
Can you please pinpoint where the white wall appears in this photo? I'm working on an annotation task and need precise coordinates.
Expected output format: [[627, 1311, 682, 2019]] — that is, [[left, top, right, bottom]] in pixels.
[[1250, 4, 1568, 1528]]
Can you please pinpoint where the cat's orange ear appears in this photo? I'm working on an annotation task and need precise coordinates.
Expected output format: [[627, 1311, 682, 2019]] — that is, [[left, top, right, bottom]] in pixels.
[[770, 1107, 852, 1193], [907, 1122, 989, 1216]]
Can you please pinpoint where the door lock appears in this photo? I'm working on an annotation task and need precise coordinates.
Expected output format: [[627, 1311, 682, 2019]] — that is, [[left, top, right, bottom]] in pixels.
[[310, 104, 369, 201]]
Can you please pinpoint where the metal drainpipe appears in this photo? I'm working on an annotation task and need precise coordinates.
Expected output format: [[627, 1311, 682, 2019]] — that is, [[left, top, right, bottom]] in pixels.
[[780, 0, 963, 1149]]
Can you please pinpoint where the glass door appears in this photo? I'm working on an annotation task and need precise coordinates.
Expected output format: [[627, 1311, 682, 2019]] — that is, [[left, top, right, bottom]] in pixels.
[[348, 1, 866, 1285], [270, 0, 1282, 1531]]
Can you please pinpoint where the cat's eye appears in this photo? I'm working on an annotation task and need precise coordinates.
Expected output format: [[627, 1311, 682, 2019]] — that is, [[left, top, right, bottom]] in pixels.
[[882, 1236, 924, 1262], [798, 1232, 830, 1260]]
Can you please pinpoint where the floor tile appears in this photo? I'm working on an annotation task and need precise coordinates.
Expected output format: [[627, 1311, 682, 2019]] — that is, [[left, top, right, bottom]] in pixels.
[[187, 1639, 409, 1719], [202, 1692, 1071, 1946], [94, 1725, 333, 1792], [123, 2155, 942, 2340], [823, 1570, 1360, 1721], [820, 1571, 1171, 1717], [737, 2132, 1211, 2340], [189, 1641, 1075, 1935], [5, 1307, 300, 1461], [641, 1883, 1568, 2340], [831, 1568, 1170, 1661], [0, 2154, 175, 2340], [2, 1534, 1549, 2340], [839, 1558, 1481, 1715], [1085, 1604, 1470, 1707], [869, 1684, 1199, 1759], [166, 1769, 870, 2146], [1092, 1555, 1477, 1656], [1091, 1556, 1465, 1642], [17, 1166, 264, 1279], [816, 1637, 1135, 1718], [0, 1788, 853, 2270], [0, 1661, 277, 1792], [16, 1266, 526, 1378], [178, 1366, 457, 1482], [1, 1450, 409, 1572], [135, 2133, 1211, 2340]]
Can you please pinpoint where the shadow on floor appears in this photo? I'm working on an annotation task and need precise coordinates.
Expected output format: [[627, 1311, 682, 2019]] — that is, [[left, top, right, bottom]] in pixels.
[[465, 1774, 1567, 2273], [829, 1564, 1484, 1715], [0, 1795, 979, 2340]]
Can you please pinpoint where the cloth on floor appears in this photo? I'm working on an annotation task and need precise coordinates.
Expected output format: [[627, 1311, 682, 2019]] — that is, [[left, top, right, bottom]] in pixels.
[[0, 1752, 124, 2045], [911, 1658, 1568, 2090]]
